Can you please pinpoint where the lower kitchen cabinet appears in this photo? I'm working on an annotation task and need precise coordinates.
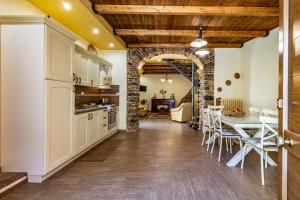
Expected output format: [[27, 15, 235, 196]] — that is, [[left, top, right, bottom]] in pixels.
[[90, 111, 102, 145], [75, 113, 89, 154], [75, 110, 108, 155]]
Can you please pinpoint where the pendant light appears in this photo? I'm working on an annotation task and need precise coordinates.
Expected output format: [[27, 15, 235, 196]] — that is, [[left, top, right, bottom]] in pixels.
[[190, 26, 208, 48], [160, 74, 172, 83], [195, 49, 210, 57]]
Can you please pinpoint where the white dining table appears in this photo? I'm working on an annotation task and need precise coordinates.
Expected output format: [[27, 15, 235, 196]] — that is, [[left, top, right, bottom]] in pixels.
[[221, 115, 277, 167]]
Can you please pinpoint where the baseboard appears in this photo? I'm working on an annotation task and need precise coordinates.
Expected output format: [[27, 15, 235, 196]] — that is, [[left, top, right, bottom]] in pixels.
[[28, 130, 118, 183]]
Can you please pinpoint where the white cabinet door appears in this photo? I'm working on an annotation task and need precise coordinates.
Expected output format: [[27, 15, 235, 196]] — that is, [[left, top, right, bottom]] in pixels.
[[90, 111, 101, 144], [90, 61, 100, 86], [45, 80, 74, 173], [78, 55, 90, 86], [45, 26, 74, 82], [75, 113, 90, 154]]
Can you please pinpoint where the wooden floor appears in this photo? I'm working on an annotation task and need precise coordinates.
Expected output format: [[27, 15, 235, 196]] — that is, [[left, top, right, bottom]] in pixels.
[[2, 119, 277, 200]]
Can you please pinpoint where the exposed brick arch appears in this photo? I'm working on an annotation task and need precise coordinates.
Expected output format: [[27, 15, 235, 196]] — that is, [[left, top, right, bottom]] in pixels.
[[127, 48, 215, 131]]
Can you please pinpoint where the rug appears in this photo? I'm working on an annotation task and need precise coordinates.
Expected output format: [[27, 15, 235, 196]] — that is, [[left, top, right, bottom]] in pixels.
[[147, 112, 171, 119]]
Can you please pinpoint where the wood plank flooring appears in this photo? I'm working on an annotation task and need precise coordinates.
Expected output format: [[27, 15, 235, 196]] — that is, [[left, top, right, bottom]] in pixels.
[[1, 119, 277, 200]]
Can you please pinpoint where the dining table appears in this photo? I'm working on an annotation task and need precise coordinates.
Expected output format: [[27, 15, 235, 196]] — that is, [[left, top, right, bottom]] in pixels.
[[221, 114, 278, 167]]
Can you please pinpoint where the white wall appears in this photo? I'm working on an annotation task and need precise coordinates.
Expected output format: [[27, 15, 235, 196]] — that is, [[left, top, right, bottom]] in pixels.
[[99, 50, 127, 130], [241, 28, 279, 110], [214, 28, 279, 111], [214, 48, 242, 100], [140, 74, 191, 111]]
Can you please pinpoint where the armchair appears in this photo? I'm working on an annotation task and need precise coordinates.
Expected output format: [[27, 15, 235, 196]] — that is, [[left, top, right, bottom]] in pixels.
[[138, 100, 148, 117], [170, 102, 192, 122]]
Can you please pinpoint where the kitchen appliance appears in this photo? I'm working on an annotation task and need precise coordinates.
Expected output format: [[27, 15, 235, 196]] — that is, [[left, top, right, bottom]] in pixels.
[[108, 106, 118, 131]]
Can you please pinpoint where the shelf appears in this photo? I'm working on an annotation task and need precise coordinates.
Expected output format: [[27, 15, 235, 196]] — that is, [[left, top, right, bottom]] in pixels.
[[76, 94, 120, 97]]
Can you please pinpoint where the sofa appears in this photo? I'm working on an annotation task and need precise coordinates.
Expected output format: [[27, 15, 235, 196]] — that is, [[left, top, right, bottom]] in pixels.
[[138, 100, 148, 117], [170, 102, 192, 122]]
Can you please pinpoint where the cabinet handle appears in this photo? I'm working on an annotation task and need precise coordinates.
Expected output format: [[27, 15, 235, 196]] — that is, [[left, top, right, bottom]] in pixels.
[[88, 113, 90, 120], [79, 77, 82, 84], [73, 73, 76, 81], [103, 124, 107, 127], [91, 113, 93, 119], [103, 117, 107, 119], [75, 76, 78, 83]]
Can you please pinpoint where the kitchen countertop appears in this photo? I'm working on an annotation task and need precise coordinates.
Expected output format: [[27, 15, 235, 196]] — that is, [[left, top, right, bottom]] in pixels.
[[75, 105, 118, 115]]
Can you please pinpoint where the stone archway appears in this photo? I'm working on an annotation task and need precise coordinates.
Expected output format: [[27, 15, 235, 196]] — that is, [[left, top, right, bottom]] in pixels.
[[127, 48, 215, 131]]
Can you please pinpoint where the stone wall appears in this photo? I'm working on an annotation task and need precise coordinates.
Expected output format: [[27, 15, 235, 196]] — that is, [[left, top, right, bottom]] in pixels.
[[127, 48, 215, 131]]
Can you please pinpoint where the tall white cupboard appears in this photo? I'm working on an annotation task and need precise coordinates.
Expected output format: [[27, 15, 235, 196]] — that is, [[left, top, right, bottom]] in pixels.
[[0, 17, 77, 183]]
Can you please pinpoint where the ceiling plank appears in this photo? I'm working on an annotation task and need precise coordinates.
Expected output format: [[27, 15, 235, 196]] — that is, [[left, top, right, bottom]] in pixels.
[[127, 43, 242, 48], [95, 5, 279, 17], [115, 29, 268, 37]]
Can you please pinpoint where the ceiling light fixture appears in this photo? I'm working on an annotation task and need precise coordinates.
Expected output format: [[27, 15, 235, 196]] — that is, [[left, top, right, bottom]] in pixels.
[[62, 2, 72, 10], [92, 28, 99, 34], [160, 74, 172, 83], [109, 43, 114, 48], [191, 26, 207, 48], [195, 49, 210, 57]]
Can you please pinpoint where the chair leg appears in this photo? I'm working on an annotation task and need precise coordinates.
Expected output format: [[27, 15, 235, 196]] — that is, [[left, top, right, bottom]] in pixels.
[[225, 138, 228, 152], [265, 151, 268, 169], [239, 138, 242, 150], [211, 134, 216, 154], [260, 150, 265, 185], [218, 137, 223, 162], [241, 145, 247, 169], [230, 138, 232, 154], [201, 130, 206, 146], [207, 130, 211, 152]]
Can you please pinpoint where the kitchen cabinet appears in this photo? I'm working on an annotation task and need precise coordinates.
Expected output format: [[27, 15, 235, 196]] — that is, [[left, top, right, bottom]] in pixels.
[[45, 80, 74, 173], [90, 60, 100, 86], [74, 45, 112, 87], [74, 53, 90, 86], [75, 113, 89, 154], [45, 26, 74, 83], [89, 111, 101, 144], [0, 17, 77, 183], [75, 110, 108, 155]]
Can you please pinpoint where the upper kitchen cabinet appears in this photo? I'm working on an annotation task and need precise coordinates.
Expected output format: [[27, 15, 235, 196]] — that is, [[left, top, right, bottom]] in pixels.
[[45, 26, 74, 82], [74, 45, 112, 87]]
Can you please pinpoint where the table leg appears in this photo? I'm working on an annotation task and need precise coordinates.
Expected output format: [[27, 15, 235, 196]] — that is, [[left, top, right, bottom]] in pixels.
[[206, 133, 215, 144], [227, 145, 253, 167], [226, 144, 277, 167]]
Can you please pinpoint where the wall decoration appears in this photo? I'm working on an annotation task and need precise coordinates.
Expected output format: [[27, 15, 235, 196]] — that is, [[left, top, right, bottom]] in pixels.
[[225, 80, 232, 86], [160, 89, 167, 99], [234, 73, 241, 79], [87, 44, 98, 56], [217, 87, 223, 92]]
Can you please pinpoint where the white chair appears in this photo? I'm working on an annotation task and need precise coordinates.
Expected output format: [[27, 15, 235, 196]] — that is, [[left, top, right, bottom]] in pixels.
[[210, 110, 243, 162], [201, 108, 213, 151], [208, 105, 224, 112], [241, 114, 278, 185]]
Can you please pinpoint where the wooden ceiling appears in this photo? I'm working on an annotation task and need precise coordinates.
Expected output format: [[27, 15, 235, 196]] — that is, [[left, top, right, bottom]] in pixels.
[[142, 63, 179, 74], [90, 0, 279, 48]]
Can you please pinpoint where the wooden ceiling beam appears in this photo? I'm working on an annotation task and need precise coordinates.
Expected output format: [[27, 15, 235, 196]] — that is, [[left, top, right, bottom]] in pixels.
[[127, 43, 242, 48], [95, 5, 279, 17], [115, 29, 268, 37], [143, 71, 179, 74]]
